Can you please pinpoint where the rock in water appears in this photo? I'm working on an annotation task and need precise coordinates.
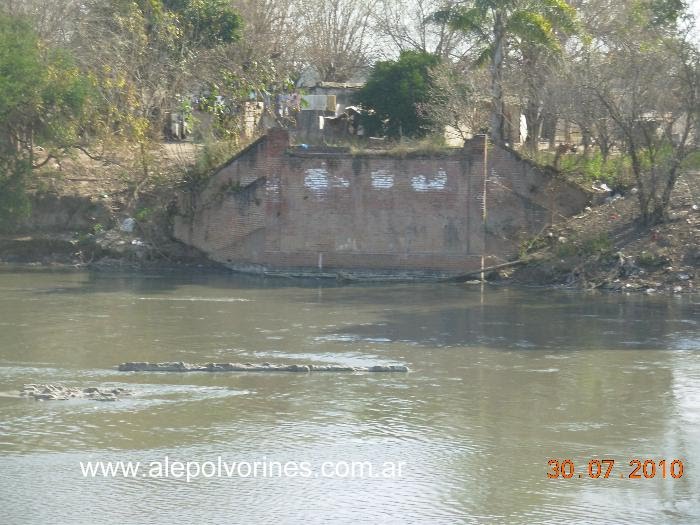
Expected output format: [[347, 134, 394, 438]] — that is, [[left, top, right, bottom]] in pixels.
[[117, 361, 409, 373], [20, 384, 132, 401]]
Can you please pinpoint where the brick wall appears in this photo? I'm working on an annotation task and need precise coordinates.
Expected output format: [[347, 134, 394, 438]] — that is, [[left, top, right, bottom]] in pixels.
[[173, 130, 589, 277]]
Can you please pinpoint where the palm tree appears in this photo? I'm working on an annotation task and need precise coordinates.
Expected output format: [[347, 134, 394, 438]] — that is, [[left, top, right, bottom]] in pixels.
[[435, 0, 577, 146]]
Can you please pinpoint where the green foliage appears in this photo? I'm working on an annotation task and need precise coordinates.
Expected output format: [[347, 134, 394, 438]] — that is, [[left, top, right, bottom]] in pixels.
[[158, 0, 242, 47], [526, 148, 640, 189], [0, 14, 89, 150], [180, 0, 242, 47], [519, 233, 549, 258], [581, 233, 613, 256], [182, 139, 242, 189], [349, 135, 451, 157], [435, 0, 578, 144], [0, 12, 89, 223], [440, 0, 578, 45], [0, 161, 31, 230], [40, 49, 92, 145], [554, 240, 578, 258], [636, 0, 687, 27], [134, 207, 155, 222], [556, 233, 612, 258], [355, 51, 441, 138], [636, 250, 669, 268], [557, 152, 634, 188], [0, 16, 41, 121], [683, 149, 700, 170], [80, 0, 242, 145], [121, 0, 242, 47]]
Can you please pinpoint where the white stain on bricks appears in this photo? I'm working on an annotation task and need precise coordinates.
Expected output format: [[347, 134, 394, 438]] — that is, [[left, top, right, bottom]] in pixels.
[[411, 169, 448, 192], [371, 169, 394, 189], [304, 168, 350, 194], [266, 176, 281, 202], [336, 238, 358, 251]]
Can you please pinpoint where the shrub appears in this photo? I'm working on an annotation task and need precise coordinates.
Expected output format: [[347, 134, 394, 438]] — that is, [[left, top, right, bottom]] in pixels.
[[355, 51, 441, 138]]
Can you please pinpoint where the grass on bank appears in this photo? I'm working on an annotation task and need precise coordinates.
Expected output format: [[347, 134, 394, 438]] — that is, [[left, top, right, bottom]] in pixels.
[[302, 134, 458, 158], [525, 150, 635, 189]]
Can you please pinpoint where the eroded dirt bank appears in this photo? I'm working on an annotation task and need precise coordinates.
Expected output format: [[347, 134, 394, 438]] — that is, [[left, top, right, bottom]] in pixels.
[[506, 171, 699, 294]]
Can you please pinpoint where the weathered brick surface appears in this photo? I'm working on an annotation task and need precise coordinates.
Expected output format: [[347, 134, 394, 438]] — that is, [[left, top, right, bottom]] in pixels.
[[174, 130, 589, 276]]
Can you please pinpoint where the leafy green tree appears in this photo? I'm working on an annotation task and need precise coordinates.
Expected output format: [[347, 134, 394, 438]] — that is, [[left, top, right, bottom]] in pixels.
[[75, 0, 242, 141], [0, 12, 89, 225], [355, 50, 441, 138], [67, 0, 244, 199], [435, 0, 577, 145], [163, 0, 242, 48]]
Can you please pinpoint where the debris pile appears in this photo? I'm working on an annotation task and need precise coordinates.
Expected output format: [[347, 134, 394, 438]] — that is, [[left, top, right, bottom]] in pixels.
[[512, 171, 699, 293]]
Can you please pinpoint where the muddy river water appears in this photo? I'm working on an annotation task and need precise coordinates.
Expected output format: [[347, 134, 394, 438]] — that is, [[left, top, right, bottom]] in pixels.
[[0, 268, 698, 524]]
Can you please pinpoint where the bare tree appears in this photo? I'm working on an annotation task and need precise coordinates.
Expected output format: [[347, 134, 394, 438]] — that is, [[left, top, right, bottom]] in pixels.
[[418, 62, 490, 138], [298, 0, 379, 82], [373, 0, 467, 60], [230, 0, 303, 67], [587, 36, 698, 223], [547, 0, 699, 224], [549, 51, 618, 158], [1, 0, 81, 44]]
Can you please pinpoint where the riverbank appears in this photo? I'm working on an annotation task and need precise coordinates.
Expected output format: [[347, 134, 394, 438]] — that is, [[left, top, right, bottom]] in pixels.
[[1, 146, 697, 292], [508, 170, 699, 294], [0, 142, 224, 271], [0, 233, 221, 271]]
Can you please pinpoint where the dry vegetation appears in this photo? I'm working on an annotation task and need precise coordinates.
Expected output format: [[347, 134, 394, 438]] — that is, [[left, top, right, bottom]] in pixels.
[[511, 171, 700, 293]]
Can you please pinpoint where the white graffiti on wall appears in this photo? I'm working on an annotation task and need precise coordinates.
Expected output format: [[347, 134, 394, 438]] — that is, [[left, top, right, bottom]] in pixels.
[[371, 169, 394, 189], [411, 169, 447, 192], [304, 168, 350, 195]]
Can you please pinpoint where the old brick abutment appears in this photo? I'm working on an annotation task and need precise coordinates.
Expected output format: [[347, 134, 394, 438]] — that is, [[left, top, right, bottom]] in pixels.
[[173, 129, 589, 278]]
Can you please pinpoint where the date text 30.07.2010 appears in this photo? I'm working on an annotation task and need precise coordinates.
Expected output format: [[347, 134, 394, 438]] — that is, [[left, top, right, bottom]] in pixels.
[[547, 459, 684, 479]]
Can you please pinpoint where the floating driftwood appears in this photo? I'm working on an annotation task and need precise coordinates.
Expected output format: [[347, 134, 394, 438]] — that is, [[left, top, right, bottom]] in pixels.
[[20, 384, 131, 401], [118, 361, 409, 373], [443, 259, 526, 282]]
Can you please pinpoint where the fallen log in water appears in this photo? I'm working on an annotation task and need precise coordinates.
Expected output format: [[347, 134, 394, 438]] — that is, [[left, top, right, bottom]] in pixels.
[[443, 259, 526, 282], [118, 361, 409, 373]]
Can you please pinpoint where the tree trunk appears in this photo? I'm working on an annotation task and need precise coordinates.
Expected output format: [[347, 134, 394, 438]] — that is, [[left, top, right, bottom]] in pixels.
[[598, 136, 611, 162], [524, 100, 542, 154], [593, 118, 612, 162], [490, 13, 505, 146], [540, 112, 557, 150], [654, 160, 682, 222], [629, 146, 654, 225], [581, 127, 591, 157]]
